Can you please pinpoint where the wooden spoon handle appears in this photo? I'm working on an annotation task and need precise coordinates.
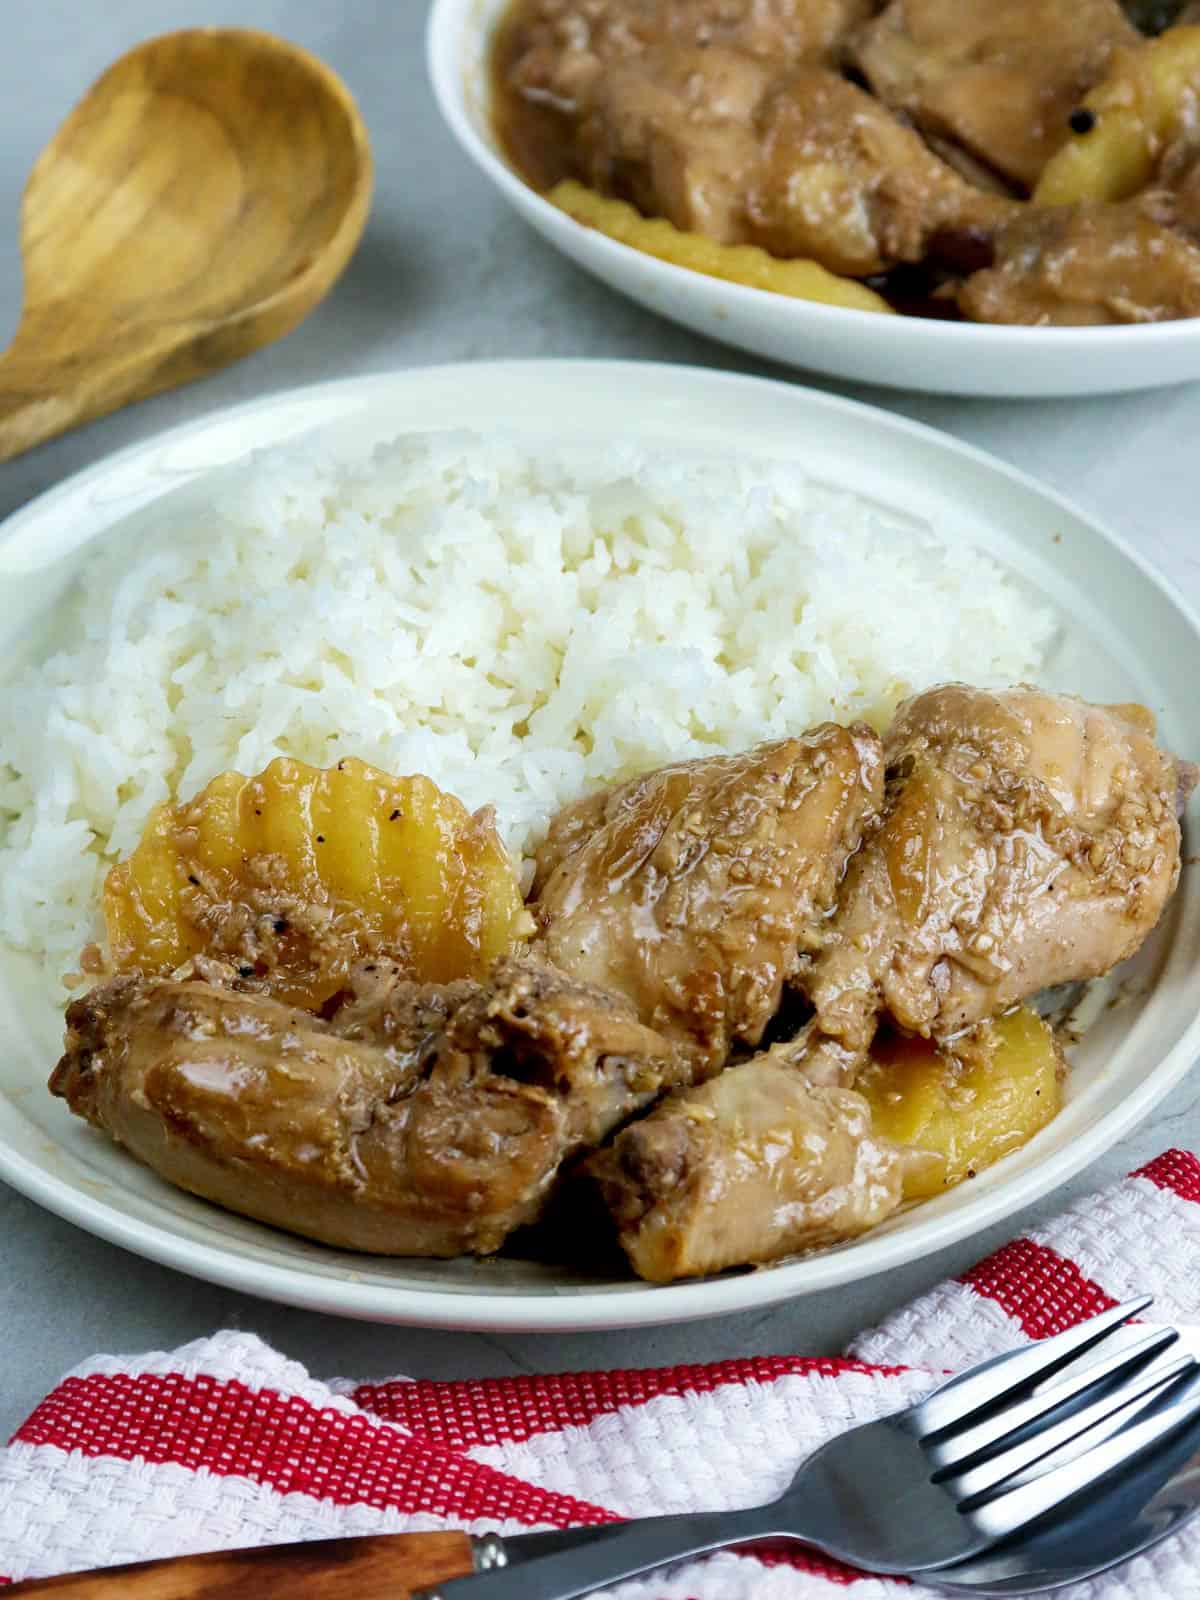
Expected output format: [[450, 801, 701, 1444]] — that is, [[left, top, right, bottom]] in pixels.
[[0, 314, 178, 464], [4, 1531, 477, 1598], [0, 339, 85, 464]]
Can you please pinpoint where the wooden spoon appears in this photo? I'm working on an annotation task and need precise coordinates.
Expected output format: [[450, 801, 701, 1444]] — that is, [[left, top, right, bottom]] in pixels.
[[0, 27, 372, 463]]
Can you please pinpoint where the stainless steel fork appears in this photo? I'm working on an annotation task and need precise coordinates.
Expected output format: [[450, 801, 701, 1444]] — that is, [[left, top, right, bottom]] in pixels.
[[418, 1297, 1200, 1598]]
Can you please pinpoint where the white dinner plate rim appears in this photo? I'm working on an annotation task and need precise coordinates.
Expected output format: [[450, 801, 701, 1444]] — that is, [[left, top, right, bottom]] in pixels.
[[0, 358, 1197, 1330]]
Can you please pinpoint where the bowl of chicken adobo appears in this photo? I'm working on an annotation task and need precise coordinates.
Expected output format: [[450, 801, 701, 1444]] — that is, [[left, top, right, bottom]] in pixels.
[[429, 0, 1200, 395], [1, 361, 1197, 1329]]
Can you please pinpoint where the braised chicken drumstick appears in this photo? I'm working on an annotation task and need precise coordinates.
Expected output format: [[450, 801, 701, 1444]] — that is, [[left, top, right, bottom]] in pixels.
[[588, 1051, 905, 1282], [51, 955, 683, 1257]]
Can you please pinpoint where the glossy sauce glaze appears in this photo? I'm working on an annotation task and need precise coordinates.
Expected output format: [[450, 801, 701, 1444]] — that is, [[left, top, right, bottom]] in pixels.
[[490, 2, 578, 193]]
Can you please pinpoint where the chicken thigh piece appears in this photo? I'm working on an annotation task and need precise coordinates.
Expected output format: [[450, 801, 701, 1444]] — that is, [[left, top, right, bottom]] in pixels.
[[849, 0, 1139, 192], [534, 724, 884, 1080], [800, 685, 1186, 1075], [506, 0, 880, 118], [956, 198, 1200, 325], [587, 1050, 905, 1281], [51, 956, 681, 1258], [571, 45, 773, 241], [744, 68, 1017, 276]]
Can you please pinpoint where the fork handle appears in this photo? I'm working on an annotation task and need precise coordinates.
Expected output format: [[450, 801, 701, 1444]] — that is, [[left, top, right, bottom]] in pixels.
[[416, 1510, 775, 1599]]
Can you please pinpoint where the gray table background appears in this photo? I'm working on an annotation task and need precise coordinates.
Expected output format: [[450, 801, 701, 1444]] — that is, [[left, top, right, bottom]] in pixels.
[[3, 1, 1199, 1443]]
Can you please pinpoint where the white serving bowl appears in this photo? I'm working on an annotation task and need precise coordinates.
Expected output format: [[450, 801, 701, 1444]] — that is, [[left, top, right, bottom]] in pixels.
[[428, 0, 1200, 398], [1, 361, 1198, 1330]]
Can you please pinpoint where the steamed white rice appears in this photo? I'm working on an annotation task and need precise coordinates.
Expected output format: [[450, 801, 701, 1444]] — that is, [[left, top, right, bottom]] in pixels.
[[0, 430, 1056, 978]]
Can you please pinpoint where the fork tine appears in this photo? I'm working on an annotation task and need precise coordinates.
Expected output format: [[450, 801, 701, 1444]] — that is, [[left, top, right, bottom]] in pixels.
[[944, 1351, 1195, 1501], [965, 1362, 1200, 1542], [914, 1296, 1153, 1438], [926, 1324, 1180, 1471]]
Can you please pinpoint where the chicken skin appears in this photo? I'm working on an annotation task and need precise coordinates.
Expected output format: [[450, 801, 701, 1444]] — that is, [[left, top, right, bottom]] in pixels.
[[50, 956, 681, 1257], [570, 45, 773, 243], [799, 685, 1185, 1080], [849, 0, 1138, 192], [588, 1051, 904, 1281], [744, 68, 1016, 276], [957, 199, 1200, 326], [533, 724, 884, 1079], [506, 0, 879, 119]]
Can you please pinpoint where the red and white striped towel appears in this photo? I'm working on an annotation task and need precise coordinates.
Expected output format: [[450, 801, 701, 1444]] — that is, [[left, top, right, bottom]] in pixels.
[[3, 1149, 1200, 1597]]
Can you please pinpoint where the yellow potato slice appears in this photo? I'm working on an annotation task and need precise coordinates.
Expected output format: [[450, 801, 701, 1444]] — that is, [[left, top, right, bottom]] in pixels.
[[1035, 26, 1200, 205], [547, 180, 893, 314], [856, 1008, 1062, 1200], [103, 757, 532, 1007]]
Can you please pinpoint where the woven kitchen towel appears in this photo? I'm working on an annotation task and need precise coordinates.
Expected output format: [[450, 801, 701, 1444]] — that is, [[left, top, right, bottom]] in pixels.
[[4, 1148, 1200, 1597]]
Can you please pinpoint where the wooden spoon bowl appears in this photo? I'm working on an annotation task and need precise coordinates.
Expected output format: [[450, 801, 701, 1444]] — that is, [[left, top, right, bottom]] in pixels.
[[0, 28, 372, 462]]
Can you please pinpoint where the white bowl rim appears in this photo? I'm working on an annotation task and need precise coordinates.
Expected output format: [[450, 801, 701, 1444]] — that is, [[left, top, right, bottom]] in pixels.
[[426, 0, 1200, 351]]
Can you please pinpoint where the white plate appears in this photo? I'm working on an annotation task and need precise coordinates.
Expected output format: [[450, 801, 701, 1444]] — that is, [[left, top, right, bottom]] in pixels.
[[1, 361, 1198, 1331], [428, 0, 1200, 398]]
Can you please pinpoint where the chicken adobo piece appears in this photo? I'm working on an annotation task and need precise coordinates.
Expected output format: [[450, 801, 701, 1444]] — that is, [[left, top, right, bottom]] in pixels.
[[51, 686, 1191, 1283], [848, 0, 1139, 193], [493, 0, 1200, 324], [588, 1051, 906, 1281], [52, 955, 684, 1257], [586, 686, 1188, 1279], [801, 685, 1185, 1072], [745, 68, 1013, 278], [532, 724, 883, 1078], [501, 0, 878, 127], [956, 196, 1200, 326]]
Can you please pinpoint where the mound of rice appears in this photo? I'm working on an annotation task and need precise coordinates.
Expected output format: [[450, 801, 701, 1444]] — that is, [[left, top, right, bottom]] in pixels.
[[0, 430, 1056, 978]]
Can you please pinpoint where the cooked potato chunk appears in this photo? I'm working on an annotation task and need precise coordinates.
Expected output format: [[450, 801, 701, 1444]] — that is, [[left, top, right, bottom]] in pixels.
[[103, 758, 531, 1006], [856, 1008, 1062, 1199], [547, 180, 893, 313], [1034, 26, 1200, 204]]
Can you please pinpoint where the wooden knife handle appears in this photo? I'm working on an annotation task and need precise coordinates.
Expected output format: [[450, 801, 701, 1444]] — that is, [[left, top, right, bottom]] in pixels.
[[4, 1531, 477, 1598]]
